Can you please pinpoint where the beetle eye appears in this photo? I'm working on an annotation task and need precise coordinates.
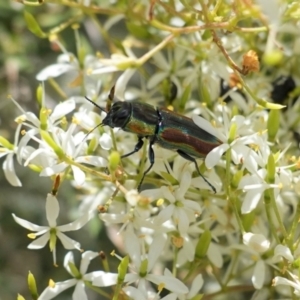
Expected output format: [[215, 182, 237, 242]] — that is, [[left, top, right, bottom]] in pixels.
[[111, 109, 129, 127], [102, 102, 131, 128]]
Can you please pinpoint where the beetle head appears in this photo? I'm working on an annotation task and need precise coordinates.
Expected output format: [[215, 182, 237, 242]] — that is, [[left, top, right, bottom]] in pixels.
[[102, 101, 131, 128]]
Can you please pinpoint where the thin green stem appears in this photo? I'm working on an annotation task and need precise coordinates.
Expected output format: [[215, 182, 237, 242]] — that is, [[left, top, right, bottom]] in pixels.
[[223, 250, 240, 285], [225, 150, 231, 196], [48, 78, 68, 100], [49, 13, 83, 36], [65, 157, 111, 181], [264, 189, 280, 243], [287, 200, 300, 250], [49, 0, 122, 15], [136, 34, 175, 66], [269, 188, 287, 239], [112, 281, 123, 300], [172, 246, 179, 277], [183, 261, 200, 281], [202, 285, 254, 300], [211, 0, 223, 16], [234, 73, 285, 110], [84, 281, 111, 299], [226, 150, 245, 233]]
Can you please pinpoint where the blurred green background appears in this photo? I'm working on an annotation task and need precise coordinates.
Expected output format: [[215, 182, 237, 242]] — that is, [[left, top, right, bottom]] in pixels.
[[0, 2, 116, 299]]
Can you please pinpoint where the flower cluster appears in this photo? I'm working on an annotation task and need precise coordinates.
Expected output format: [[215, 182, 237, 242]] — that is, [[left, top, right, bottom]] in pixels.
[[2, 0, 300, 299]]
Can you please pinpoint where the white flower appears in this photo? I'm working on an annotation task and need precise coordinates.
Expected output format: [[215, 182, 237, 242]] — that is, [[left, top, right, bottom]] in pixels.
[[143, 170, 201, 236], [39, 251, 117, 300], [36, 53, 104, 98], [0, 124, 23, 186], [12, 193, 93, 265], [147, 48, 196, 97], [193, 109, 267, 175], [94, 228, 188, 297], [166, 272, 204, 300], [91, 48, 137, 99], [239, 166, 292, 214], [36, 53, 79, 81], [231, 232, 271, 289], [272, 244, 294, 263], [99, 190, 155, 244], [23, 123, 107, 186], [273, 272, 300, 296], [10, 90, 106, 187]]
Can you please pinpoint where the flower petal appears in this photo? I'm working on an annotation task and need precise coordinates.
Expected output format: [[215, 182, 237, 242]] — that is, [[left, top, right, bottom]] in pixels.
[[188, 274, 203, 298], [99, 133, 112, 150], [17, 128, 39, 164], [205, 144, 229, 169], [122, 286, 147, 300], [12, 213, 48, 231], [72, 281, 88, 300], [75, 156, 107, 167], [192, 115, 220, 138], [176, 209, 190, 235], [56, 231, 81, 250], [80, 251, 99, 274], [64, 251, 75, 275], [252, 259, 265, 289], [115, 69, 136, 99], [46, 194, 59, 227], [124, 225, 141, 267], [40, 162, 67, 177], [241, 188, 264, 214], [51, 99, 76, 122], [38, 278, 77, 300], [207, 243, 223, 268], [71, 165, 86, 186], [36, 64, 75, 81], [3, 153, 22, 186], [147, 235, 167, 271], [273, 245, 294, 262], [91, 271, 118, 287], [58, 211, 94, 232], [28, 232, 50, 249], [147, 273, 188, 294], [243, 232, 270, 253], [147, 71, 168, 90]]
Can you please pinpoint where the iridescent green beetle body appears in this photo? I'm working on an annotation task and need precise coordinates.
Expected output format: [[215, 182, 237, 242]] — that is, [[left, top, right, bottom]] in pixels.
[[156, 108, 221, 158], [100, 100, 221, 192]]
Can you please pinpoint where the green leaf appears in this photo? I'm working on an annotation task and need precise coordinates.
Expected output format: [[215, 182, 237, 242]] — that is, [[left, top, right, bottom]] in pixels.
[[126, 22, 151, 39], [24, 11, 47, 38]]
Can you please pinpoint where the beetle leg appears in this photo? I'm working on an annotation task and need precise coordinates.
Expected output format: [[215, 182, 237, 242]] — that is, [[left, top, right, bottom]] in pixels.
[[177, 150, 216, 193], [121, 138, 144, 158], [137, 139, 155, 191]]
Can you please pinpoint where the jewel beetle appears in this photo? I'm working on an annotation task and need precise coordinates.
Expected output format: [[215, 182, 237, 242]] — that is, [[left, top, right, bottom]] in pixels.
[[86, 89, 221, 192]]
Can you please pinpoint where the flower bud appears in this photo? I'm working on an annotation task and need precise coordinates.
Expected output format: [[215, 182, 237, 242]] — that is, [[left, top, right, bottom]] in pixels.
[[28, 271, 38, 300], [267, 154, 276, 184], [267, 109, 280, 142], [109, 151, 120, 173], [195, 230, 211, 259], [40, 130, 64, 158], [263, 50, 283, 66], [118, 256, 129, 283]]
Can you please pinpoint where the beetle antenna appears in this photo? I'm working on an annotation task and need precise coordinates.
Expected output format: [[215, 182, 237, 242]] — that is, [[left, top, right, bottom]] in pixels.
[[83, 96, 106, 141], [82, 123, 104, 142], [85, 96, 106, 113]]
